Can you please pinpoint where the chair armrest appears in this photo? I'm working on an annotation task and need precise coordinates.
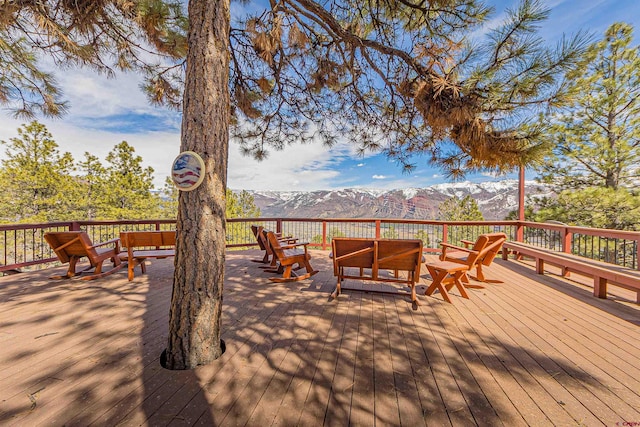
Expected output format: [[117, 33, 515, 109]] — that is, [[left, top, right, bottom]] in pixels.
[[280, 241, 310, 249], [279, 237, 299, 243], [440, 242, 475, 261], [92, 238, 121, 251], [440, 242, 475, 253], [460, 239, 474, 248]]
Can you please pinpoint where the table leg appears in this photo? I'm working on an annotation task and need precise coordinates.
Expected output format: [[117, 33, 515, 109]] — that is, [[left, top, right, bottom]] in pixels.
[[425, 266, 453, 303]]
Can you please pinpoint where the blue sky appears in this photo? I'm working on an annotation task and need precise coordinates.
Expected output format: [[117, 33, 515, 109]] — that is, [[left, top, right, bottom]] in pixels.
[[0, 0, 638, 191]]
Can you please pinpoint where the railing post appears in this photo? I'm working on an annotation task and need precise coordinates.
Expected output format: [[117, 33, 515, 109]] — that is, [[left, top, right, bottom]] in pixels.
[[636, 237, 640, 271], [516, 222, 524, 242], [375, 220, 381, 239], [562, 228, 572, 254], [561, 227, 572, 277], [70, 222, 81, 231], [442, 223, 448, 244], [322, 221, 327, 251], [276, 218, 282, 235]]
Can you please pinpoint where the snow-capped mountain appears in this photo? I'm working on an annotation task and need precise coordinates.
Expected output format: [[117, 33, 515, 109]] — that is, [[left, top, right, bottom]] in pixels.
[[246, 180, 552, 220]]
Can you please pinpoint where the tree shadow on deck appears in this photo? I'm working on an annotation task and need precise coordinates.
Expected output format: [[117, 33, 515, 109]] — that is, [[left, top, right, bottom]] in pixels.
[[2, 250, 638, 425], [0, 259, 215, 425], [497, 258, 640, 326], [184, 250, 640, 426]]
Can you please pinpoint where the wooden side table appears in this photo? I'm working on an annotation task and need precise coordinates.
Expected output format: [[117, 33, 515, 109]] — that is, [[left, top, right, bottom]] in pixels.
[[425, 261, 470, 303]]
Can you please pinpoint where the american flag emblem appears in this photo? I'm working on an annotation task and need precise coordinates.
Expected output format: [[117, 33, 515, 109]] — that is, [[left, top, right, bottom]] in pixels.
[[172, 152, 204, 190]]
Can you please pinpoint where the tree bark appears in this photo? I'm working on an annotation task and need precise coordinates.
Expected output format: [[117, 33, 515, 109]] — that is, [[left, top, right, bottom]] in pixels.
[[166, 0, 230, 370]]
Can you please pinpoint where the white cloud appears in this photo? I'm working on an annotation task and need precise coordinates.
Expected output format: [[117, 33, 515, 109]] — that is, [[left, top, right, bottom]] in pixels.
[[0, 111, 371, 192], [357, 163, 364, 167], [228, 138, 360, 191], [0, 62, 372, 191], [372, 174, 386, 179], [59, 69, 154, 118], [481, 171, 510, 179]]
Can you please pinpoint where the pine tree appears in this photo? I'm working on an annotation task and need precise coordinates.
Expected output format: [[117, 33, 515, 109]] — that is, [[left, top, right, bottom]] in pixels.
[[226, 189, 261, 245], [76, 153, 108, 220], [167, 0, 589, 369], [535, 188, 640, 230], [311, 227, 345, 244], [382, 225, 399, 239], [102, 141, 161, 219], [0, 1, 187, 117], [536, 22, 640, 229], [413, 229, 431, 248], [0, 121, 77, 222], [159, 177, 179, 219], [438, 195, 484, 221], [226, 190, 261, 219]]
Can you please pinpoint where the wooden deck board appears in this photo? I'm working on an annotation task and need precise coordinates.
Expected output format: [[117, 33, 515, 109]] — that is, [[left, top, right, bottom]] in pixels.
[[474, 262, 640, 423], [1, 250, 639, 426], [324, 290, 361, 425], [369, 293, 402, 427], [484, 275, 640, 421]]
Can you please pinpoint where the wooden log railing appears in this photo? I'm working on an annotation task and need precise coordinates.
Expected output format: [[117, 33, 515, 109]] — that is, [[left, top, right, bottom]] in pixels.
[[1, 218, 639, 273]]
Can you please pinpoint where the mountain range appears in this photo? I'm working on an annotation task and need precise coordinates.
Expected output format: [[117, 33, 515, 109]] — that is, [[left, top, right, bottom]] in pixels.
[[248, 180, 552, 220]]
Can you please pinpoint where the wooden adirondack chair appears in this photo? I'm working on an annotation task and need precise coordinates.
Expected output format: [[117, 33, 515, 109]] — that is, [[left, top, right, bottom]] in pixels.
[[44, 231, 124, 280], [439, 232, 507, 284], [251, 225, 298, 265], [425, 233, 507, 303], [251, 225, 271, 263], [440, 233, 507, 288], [265, 231, 318, 282]]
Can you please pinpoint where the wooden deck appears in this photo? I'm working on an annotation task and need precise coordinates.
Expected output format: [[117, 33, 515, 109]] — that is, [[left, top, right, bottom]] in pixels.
[[1, 249, 639, 426]]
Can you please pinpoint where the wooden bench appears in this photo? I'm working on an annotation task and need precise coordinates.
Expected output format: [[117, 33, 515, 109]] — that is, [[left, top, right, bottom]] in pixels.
[[502, 241, 640, 303], [120, 231, 176, 281], [331, 238, 423, 304]]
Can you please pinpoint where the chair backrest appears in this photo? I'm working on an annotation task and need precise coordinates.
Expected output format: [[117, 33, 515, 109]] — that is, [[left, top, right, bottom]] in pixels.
[[44, 231, 98, 263], [266, 231, 287, 260], [470, 234, 491, 251], [377, 239, 423, 272], [471, 234, 491, 251], [261, 228, 276, 255], [331, 238, 376, 274], [251, 225, 267, 251], [120, 231, 175, 249], [477, 233, 507, 266], [457, 233, 507, 267]]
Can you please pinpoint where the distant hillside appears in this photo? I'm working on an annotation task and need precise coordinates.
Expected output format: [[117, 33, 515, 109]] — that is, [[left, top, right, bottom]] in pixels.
[[246, 180, 552, 220]]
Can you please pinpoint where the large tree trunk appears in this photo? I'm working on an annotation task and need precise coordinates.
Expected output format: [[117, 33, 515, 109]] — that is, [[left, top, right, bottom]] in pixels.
[[165, 0, 230, 370]]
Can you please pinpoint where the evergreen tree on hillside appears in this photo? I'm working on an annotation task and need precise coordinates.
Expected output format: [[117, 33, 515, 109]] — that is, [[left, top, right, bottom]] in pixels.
[[102, 141, 161, 219], [312, 227, 345, 244], [159, 177, 180, 219], [226, 190, 260, 219], [536, 23, 640, 229], [0, 121, 77, 222], [504, 205, 535, 221], [413, 229, 431, 248], [76, 153, 108, 220], [438, 195, 484, 221]]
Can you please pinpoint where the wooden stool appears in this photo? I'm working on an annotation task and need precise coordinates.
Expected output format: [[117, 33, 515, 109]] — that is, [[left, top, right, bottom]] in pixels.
[[425, 261, 470, 303]]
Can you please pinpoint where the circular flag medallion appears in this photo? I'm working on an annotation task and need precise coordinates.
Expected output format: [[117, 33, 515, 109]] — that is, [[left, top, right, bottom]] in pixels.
[[171, 151, 205, 191]]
